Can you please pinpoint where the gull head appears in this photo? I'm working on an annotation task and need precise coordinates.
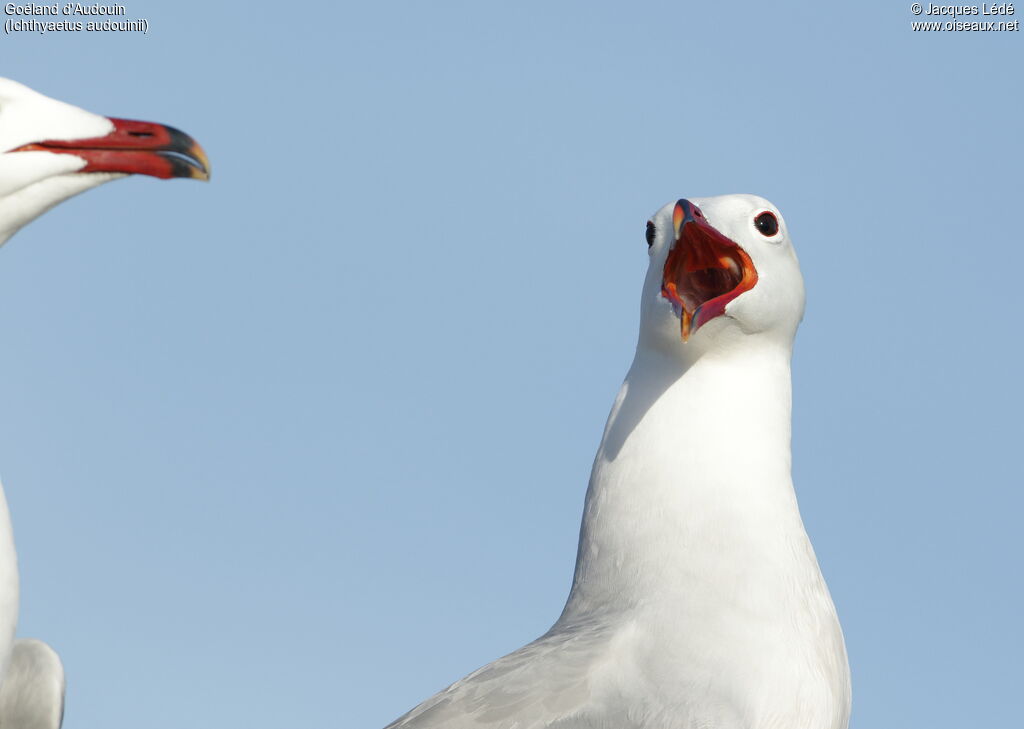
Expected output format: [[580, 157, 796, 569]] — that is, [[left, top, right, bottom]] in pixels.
[[640, 194, 805, 355], [0, 77, 209, 246]]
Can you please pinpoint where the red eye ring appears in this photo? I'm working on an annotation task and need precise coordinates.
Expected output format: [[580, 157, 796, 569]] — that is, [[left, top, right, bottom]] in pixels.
[[754, 211, 779, 237]]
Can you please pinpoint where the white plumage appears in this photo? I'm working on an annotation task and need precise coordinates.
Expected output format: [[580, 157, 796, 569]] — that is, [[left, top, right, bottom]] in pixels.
[[387, 195, 850, 729], [0, 639, 64, 729]]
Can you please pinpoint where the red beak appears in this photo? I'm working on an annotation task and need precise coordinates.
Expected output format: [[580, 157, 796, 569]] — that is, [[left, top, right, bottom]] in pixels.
[[661, 199, 758, 341], [12, 117, 210, 181]]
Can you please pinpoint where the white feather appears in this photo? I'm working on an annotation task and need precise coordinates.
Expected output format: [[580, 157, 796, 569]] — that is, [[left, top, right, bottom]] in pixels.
[[0, 78, 123, 246], [0, 639, 65, 729]]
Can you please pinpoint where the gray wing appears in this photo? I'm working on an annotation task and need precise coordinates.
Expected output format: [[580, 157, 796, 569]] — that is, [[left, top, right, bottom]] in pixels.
[[386, 621, 613, 729], [0, 639, 65, 729]]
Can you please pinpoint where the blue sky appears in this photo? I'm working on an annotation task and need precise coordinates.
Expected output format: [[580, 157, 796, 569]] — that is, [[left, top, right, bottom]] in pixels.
[[1, 1, 1021, 727]]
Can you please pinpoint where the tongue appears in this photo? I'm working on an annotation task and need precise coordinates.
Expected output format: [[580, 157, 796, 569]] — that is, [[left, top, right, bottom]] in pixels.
[[690, 268, 734, 298]]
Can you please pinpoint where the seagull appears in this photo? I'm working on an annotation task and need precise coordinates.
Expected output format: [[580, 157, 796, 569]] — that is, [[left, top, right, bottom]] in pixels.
[[0, 77, 210, 728], [386, 196, 851, 729]]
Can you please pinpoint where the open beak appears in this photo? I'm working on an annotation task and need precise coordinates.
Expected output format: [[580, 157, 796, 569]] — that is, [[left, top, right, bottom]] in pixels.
[[11, 117, 210, 181], [661, 199, 757, 341]]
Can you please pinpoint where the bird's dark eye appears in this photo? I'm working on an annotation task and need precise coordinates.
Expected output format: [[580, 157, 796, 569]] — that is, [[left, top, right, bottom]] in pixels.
[[645, 221, 656, 248], [754, 211, 779, 237]]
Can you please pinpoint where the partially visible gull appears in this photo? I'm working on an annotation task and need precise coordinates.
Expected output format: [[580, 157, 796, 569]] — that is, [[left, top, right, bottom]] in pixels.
[[0, 77, 210, 728], [0, 77, 208, 245]]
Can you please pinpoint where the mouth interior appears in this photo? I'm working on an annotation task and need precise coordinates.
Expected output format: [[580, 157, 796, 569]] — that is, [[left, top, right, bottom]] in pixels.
[[661, 223, 756, 340]]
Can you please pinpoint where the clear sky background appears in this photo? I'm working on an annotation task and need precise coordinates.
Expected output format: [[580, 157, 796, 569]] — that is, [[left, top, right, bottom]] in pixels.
[[1, 1, 1021, 727]]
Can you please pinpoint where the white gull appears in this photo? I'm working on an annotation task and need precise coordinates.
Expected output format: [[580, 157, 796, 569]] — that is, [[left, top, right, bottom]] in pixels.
[[387, 195, 851, 729]]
